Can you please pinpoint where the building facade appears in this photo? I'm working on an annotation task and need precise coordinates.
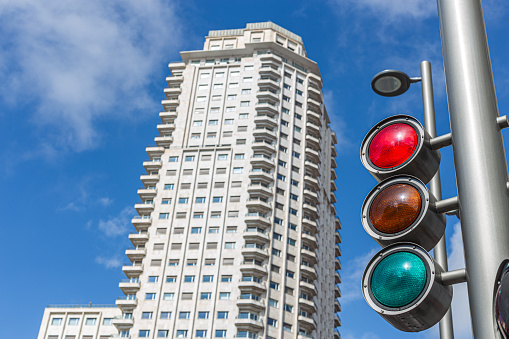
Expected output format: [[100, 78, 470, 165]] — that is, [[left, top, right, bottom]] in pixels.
[[38, 22, 341, 339]]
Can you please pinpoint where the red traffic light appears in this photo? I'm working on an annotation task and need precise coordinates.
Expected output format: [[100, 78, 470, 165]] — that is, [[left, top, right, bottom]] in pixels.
[[361, 176, 446, 251], [361, 115, 440, 184]]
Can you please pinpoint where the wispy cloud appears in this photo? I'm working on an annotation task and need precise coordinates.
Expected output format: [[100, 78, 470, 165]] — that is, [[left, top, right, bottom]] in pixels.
[[98, 197, 114, 207], [346, 0, 436, 21], [95, 255, 122, 269], [323, 90, 355, 154], [97, 206, 134, 237], [0, 0, 183, 154], [341, 247, 378, 304]]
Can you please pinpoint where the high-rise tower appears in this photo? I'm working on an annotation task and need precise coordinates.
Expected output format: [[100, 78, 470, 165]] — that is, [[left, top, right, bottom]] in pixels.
[[38, 22, 341, 339]]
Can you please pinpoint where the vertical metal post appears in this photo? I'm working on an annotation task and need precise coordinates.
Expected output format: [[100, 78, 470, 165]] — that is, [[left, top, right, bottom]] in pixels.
[[437, 0, 509, 337], [421, 60, 454, 339]]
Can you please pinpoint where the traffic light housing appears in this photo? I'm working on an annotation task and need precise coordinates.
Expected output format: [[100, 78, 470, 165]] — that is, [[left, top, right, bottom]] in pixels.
[[362, 243, 453, 332], [360, 115, 451, 332], [495, 260, 509, 337], [360, 115, 440, 184]]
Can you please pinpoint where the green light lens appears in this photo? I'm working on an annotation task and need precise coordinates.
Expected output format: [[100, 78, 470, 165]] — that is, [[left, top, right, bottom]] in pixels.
[[371, 251, 427, 307]]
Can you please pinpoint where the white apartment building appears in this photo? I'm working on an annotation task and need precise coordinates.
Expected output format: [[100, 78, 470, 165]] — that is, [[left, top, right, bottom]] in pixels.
[[38, 22, 341, 339]]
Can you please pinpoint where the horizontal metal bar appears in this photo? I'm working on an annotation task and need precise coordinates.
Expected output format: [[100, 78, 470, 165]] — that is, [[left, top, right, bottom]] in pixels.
[[497, 115, 509, 129], [430, 133, 453, 150], [439, 268, 467, 286], [435, 196, 459, 214]]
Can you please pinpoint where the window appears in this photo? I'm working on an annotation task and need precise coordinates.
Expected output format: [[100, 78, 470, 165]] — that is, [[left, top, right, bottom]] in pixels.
[[196, 330, 207, 338], [289, 208, 298, 216], [156, 228, 167, 234], [283, 83, 291, 90], [233, 167, 243, 174], [209, 119, 219, 125], [228, 83, 239, 88], [272, 248, 281, 257], [179, 312, 190, 319], [287, 254, 296, 262], [236, 138, 246, 144], [160, 312, 171, 319], [148, 276, 159, 283], [212, 196, 223, 203], [178, 197, 189, 204], [191, 133, 200, 139], [159, 213, 169, 219], [288, 238, 296, 246], [170, 243, 181, 250], [297, 77, 304, 84], [231, 181, 242, 187], [283, 95, 290, 102], [224, 242, 235, 249], [191, 227, 202, 234], [273, 232, 282, 241], [213, 83, 223, 89], [193, 212, 204, 219], [168, 259, 179, 266], [141, 312, 153, 319], [227, 94, 237, 100], [294, 126, 302, 132], [283, 323, 292, 332], [285, 286, 294, 295], [203, 275, 213, 282], [219, 292, 230, 300], [279, 145, 287, 153], [218, 154, 228, 160], [267, 318, 277, 327], [51, 318, 62, 325], [293, 138, 301, 145], [221, 275, 232, 282], [270, 281, 279, 290], [174, 228, 184, 234], [166, 170, 176, 176], [176, 330, 188, 338], [207, 132, 216, 139], [206, 242, 218, 249], [195, 108, 204, 114], [195, 197, 206, 203], [290, 193, 298, 201], [198, 182, 208, 189], [187, 259, 198, 266], [238, 113, 249, 119], [280, 132, 288, 139], [211, 211, 221, 218], [184, 275, 195, 283], [198, 311, 210, 319], [103, 318, 113, 325], [208, 227, 219, 234], [215, 72, 225, 78], [139, 330, 150, 338], [291, 179, 299, 187], [271, 264, 280, 273], [223, 258, 234, 265], [217, 311, 229, 319], [268, 299, 279, 308], [185, 155, 195, 162], [224, 118, 234, 124], [223, 131, 233, 137], [164, 184, 174, 190], [198, 84, 208, 90], [286, 270, 295, 279], [166, 276, 177, 283], [240, 101, 250, 107], [162, 198, 171, 204], [292, 165, 300, 173], [158, 330, 169, 338], [214, 182, 225, 188], [282, 107, 290, 114], [146, 293, 156, 300], [243, 77, 253, 83], [230, 196, 240, 202], [292, 151, 300, 159], [193, 120, 203, 126], [277, 173, 286, 181], [200, 73, 210, 79], [201, 292, 212, 300], [241, 88, 251, 94], [296, 89, 303, 96], [289, 222, 297, 230], [151, 259, 162, 266], [294, 113, 302, 119], [176, 212, 187, 218], [205, 258, 216, 265], [169, 156, 179, 162]]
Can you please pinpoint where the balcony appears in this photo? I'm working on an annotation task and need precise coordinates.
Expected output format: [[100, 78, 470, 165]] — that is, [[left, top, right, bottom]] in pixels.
[[260, 65, 280, 78], [303, 188, 318, 202], [161, 99, 179, 111], [143, 159, 162, 172], [253, 128, 277, 142], [335, 299, 342, 313], [125, 248, 147, 261], [304, 160, 319, 177], [250, 155, 274, 169], [335, 272, 341, 285], [140, 174, 159, 186], [306, 121, 320, 135], [159, 111, 177, 123], [306, 110, 322, 125], [131, 216, 151, 230], [331, 180, 337, 192], [300, 281, 317, 297], [335, 258, 341, 270], [257, 78, 280, 91], [246, 198, 272, 212], [137, 187, 157, 199], [244, 213, 271, 228], [154, 135, 173, 147], [122, 263, 143, 277], [145, 145, 165, 158], [302, 233, 318, 250], [165, 75, 184, 85], [302, 203, 318, 219], [331, 131, 338, 144], [335, 245, 342, 257], [335, 218, 342, 231], [254, 114, 278, 129], [247, 184, 272, 198], [157, 123, 176, 135], [112, 317, 134, 330], [236, 297, 265, 311], [115, 296, 137, 310], [134, 203, 154, 214], [235, 317, 264, 331], [301, 265, 317, 280], [119, 279, 141, 294], [331, 156, 338, 169], [331, 204, 337, 216], [304, 175, 319, 191], [331, 192, 337, 203], [243, 229, 270, 243], [164, 87, 181, 98], [334, 330, 341, 339], [298, 315, 316, 330], [240, 261, 267, 275], [331, 145, 337, 157], [335, 232, 342, 244], [241, 246, 269, 259], [301, 248, 317, 264], [249, 169, 273, 184], [307, 97, 322, 111], [251, 140, 276, 154], [298, 298, 316, 312], [302, 218, 318, 234], [238, 279, 266, 293], [335, 286, 341, 298], [334, 315, 341, 327], [256, 90, 279, 102], [305, 133, 321, 149], [129, 232, 149, 246], [305, 147, 320, 164], [255, 102, 279, 116], [308, 85, 321, 97]]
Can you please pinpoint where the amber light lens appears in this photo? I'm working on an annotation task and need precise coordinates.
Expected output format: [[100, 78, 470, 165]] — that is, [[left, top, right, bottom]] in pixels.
[[368, 123, 418, 169], [369, 184, 422, 234]]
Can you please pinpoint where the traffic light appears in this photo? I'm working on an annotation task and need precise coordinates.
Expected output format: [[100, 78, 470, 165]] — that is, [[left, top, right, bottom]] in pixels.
[[360, 115, 440, 184], [495, 260, 509, 337], [360, 115, 452, 332]]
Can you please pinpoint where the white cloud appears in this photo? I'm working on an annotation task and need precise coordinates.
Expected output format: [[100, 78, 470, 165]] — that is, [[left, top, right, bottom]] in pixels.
[[98, 197, 113, 207], [341, 247, 378, 304], [95, 255, 122, 269], [323, 89, 354, 153], [0, 0, 183, 153], [339, 0, 436, 21], [97, 206, 134, 237]]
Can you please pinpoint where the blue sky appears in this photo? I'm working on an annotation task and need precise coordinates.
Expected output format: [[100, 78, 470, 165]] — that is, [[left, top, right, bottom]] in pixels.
[[1, 0, 508, 338]]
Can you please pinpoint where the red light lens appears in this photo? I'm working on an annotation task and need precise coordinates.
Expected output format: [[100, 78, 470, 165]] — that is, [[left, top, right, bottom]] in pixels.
[[368, 123, 418, 169]]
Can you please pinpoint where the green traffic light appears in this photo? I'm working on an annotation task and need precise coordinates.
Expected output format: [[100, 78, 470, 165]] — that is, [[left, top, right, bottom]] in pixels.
[[371, 251, 427, 307]]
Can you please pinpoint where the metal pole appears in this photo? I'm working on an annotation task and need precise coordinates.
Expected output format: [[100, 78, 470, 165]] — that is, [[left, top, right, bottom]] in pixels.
[[420, 60, 454, 339], [436, 0, 509, 337]]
